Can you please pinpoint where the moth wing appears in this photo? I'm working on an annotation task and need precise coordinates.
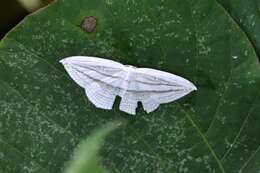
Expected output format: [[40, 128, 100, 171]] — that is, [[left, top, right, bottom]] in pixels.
[[60, 56, 126, 109], [133, 68, 197, 113], [135, 68, 197, 91], [111, 67, 197, 115], [60, 56, 124, 69], [60, 56, 197, 115]]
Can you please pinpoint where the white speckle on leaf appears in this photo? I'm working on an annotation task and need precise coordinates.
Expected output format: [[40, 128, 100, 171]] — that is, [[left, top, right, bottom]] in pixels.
[[61, 20, 65, 26], [198, 36, 211, 55], [105, 0, 113, 5], [0, 152, 4, 159]]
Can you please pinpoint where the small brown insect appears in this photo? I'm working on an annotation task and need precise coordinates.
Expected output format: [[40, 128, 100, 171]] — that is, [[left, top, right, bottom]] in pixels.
[[80, 16, 97, 33]]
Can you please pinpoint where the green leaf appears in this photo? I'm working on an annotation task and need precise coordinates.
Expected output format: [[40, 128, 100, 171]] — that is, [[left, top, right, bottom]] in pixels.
[[217, 0, 260, 59], [0, 0, 260, 172], [64, 121, 122, 173]]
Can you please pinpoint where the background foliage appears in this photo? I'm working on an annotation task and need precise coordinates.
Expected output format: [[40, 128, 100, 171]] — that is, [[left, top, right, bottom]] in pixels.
[[0, 0, 28, 39], [64, 121, 122, 173]]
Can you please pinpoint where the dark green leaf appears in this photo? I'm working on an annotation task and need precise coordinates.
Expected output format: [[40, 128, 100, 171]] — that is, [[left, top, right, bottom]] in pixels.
[[217, 0, 260, 59], [0, 0, 260, 172]]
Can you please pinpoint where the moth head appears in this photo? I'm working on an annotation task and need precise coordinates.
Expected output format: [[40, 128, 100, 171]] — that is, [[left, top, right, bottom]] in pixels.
[[124, 65, 137, 71]]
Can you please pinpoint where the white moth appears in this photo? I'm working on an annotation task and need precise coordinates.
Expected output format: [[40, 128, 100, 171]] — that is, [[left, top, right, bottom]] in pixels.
[[60, 56, 197, 115]]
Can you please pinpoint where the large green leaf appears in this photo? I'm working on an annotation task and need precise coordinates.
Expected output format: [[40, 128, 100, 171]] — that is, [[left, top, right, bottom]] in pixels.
[[0, 0, 260, 172], [217, 0, 260, 59]]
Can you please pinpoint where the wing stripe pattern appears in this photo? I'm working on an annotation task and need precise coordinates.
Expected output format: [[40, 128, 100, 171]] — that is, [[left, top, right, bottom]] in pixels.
[[71, 66, 184, 93], [60, 56, 197, 115]]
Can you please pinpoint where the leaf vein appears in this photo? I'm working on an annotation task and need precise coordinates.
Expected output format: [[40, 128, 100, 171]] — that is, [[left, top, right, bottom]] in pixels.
[[0, 137, 49, 172]]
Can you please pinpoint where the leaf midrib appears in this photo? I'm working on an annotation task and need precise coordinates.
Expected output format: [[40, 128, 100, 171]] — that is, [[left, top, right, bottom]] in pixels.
[[178, 104, 226, 173], [162, 0, 226, 171]]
